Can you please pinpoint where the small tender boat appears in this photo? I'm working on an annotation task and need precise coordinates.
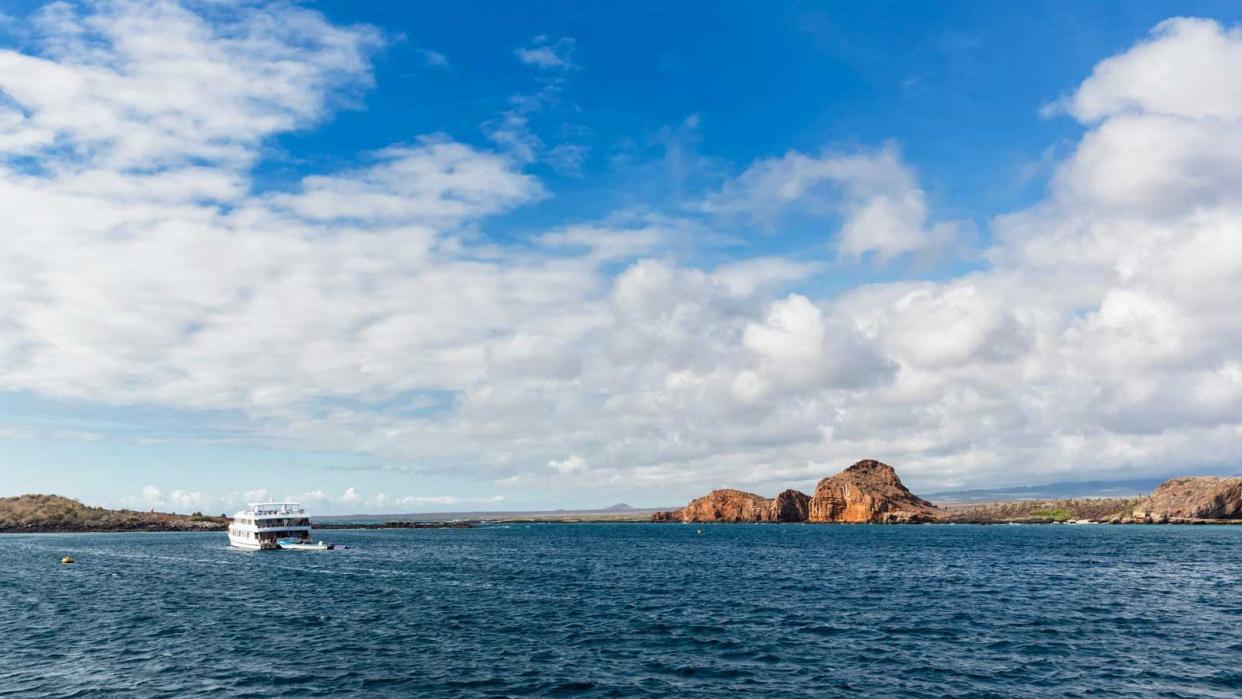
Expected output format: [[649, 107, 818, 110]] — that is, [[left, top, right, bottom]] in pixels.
[[276, 537, 334, 551], [227, 502, 334, 550]]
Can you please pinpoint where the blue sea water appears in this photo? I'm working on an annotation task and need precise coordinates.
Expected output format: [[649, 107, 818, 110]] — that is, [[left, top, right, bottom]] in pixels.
[[1, 524, 1240, 698]]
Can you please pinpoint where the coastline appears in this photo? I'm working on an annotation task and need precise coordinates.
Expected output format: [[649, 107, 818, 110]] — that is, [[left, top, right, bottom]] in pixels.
[[8, 512, 1242, 534], [5, 477, 1241, 533]]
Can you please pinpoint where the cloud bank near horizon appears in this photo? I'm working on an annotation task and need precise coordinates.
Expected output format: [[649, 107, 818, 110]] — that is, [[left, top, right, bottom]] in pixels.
[[1, 3, 1240, 510]]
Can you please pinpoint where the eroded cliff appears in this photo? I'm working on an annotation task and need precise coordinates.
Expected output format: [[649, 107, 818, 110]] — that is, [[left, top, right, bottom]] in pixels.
[[808, 459, 940, 523], [654, 459, 939, 524], [1128, 477, 1242, 522]]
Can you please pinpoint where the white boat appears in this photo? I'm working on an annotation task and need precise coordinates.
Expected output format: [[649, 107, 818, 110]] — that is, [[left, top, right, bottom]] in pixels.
[[227, 502, 334, 551]]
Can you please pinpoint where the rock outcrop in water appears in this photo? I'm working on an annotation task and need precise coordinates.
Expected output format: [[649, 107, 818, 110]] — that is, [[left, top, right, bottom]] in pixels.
[[808, 459, 940, 523], [1127, 477, 1242, 522], [661, 488, 810, 523], [653, 459, 939, 524], [771, 488, 812, 521]]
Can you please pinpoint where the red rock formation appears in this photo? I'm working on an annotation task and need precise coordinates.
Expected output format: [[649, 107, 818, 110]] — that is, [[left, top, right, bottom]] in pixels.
[[1130, 477, 1242, 522], [671, 489, 795, 522], [807, 459, 940, 523], [770, 489, 811, 522], [650, 459, 939, 524]]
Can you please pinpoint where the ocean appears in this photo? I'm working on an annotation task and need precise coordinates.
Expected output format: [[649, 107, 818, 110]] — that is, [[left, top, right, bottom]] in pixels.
[[2, 524, 1239, 697]]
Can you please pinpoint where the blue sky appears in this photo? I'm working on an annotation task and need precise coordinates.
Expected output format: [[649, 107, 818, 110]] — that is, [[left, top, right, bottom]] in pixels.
[[295, 1, 1235, 212], [1, 1, 1241, 513]]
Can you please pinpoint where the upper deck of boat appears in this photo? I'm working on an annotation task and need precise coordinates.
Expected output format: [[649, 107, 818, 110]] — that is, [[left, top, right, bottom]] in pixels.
[[241, 502, 306, 518]]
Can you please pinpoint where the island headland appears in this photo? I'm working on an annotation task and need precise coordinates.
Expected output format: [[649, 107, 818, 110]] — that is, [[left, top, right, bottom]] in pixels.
[[653, 459, 938, 523], [652, 459, 1242, 525], [0, 494, 229, 533]]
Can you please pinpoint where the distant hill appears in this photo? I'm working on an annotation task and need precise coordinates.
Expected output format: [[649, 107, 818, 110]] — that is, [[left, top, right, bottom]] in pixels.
[[317, 505, 674, 523], [928, 478, 1169, 503], [0, 494, 228, 533]]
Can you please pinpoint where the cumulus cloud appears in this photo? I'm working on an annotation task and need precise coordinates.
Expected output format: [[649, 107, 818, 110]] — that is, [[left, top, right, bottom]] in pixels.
[[125, 484, 500, 514], [735, 294, 893, 398], [268, 138, 544, 224], [3, 3, 1242, 506], [131, 485, 210, 512], [1068, 18, 1242, 122], [0, 0, 380, 170], [548, 455, 587, 474], [704, 143, 961, 261]]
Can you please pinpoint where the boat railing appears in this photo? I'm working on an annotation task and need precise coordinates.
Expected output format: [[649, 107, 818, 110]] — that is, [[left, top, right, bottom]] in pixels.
[[248, 504, 306, 516]]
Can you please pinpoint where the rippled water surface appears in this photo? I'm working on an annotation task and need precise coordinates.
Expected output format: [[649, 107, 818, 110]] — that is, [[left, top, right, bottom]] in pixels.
[[2, 524, 1240, 697]]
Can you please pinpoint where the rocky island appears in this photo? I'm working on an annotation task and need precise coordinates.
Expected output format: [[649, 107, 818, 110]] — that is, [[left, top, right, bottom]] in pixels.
[[653, 459, 940, 523], [0, 494, 229, 533], [653, 459, 1242, 525]]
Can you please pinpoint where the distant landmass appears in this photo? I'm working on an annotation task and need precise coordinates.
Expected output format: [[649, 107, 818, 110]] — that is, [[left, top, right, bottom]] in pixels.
[[318, 505, 671, 524], [928, 477, 1171, 503], [653, 461, 1242, 525], [0, 494, 227, 533], [5, 469, 1241, 533]]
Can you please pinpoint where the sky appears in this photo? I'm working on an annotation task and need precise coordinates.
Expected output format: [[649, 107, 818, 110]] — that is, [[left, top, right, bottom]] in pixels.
[[1, 0, 1241, 514]]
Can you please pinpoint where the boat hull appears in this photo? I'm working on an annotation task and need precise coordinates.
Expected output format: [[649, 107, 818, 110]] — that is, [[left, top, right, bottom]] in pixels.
[[278, 541, 333, 551], [229, 531, 330, 550], [228, 533, 268, 550]]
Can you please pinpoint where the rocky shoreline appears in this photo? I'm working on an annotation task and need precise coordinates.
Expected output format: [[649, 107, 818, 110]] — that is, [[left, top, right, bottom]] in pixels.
[[4, 470, 1239, 532], [0, 494, 229, 533], [0, 521, 229, 533], [652, 460, 1242, 525], [652, 460, 943, 524]]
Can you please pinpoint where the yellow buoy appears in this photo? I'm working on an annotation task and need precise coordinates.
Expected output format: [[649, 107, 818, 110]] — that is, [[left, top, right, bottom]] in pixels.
[[61, 556, 74, 565]]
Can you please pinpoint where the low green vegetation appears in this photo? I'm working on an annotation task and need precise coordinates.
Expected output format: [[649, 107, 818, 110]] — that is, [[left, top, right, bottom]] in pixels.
[[1027, 507, 1074, 521], [947, 497, 1143, 523]]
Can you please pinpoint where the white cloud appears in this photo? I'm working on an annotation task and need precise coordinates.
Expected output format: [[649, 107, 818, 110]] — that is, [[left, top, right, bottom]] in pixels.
[[130, 484, 210, 512], [242, 489, 271, 504], [535, 216, 680, 262], [711, 258, 822, 297], [371, 493, 505, 509], [1069, 18, 1242, 122], [4, 4, 1242, 507], [514, 37, 577, 70], [416, 48, 449, 68], [285, 489, 329, 507], [268, 138, 544, 224], [0, 0, 380, 171], [481, 63, 587, 170], [122, 484, 500, 514], [548, 455, 586, 474], [704, 143, 961, 261], [738, 294, 893, 396]]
